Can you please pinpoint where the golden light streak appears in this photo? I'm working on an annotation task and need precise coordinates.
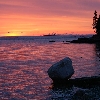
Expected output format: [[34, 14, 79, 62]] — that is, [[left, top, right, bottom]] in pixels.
[[5, 32, 20, 36]]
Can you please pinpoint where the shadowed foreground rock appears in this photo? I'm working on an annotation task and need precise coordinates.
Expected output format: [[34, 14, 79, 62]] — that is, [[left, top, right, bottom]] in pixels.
[[47, 57, 74, 81]]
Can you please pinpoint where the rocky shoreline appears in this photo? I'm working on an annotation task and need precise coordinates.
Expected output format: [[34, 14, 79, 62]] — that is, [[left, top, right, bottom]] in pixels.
[[52, 76, 100, 88], [47, 57, 100, 88]]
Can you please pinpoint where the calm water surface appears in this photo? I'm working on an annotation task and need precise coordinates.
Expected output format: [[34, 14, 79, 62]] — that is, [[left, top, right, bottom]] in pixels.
[[0, 37, 100, 100]]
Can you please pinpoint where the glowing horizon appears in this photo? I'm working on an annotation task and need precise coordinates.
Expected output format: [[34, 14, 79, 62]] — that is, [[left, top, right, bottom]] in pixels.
[[0, 0, 100, 36]]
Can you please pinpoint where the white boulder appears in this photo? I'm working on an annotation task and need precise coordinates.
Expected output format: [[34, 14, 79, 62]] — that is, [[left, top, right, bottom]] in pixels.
[[47, 57, 74, 81]]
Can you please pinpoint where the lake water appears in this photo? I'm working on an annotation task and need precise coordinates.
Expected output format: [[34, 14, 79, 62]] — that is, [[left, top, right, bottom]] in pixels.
[[0, 36, 100, 100]]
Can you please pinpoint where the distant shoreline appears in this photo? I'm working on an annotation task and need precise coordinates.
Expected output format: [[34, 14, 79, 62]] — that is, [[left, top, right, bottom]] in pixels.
[[71, 34, 100, 43], [0, 34, 93, 42]]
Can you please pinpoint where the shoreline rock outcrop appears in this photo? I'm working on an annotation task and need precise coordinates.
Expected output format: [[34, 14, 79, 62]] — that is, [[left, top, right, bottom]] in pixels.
[[52, 76, 100, 88], [47, 57, 100, 87]]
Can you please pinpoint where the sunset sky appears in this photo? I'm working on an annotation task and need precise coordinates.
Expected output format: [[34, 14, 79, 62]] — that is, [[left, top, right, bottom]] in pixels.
[[0, 0, 100, 36]]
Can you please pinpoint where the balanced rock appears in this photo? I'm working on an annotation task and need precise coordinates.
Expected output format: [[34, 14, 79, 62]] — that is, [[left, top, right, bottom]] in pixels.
[[47, 57, 74, 81]]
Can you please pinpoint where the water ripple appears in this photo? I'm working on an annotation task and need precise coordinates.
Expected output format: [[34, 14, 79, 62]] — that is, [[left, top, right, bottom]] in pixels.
[[0, 40, 100, 99]]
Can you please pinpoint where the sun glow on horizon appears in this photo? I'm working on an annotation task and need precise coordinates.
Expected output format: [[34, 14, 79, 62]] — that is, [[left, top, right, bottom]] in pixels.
[[5, 32, 21, 36]]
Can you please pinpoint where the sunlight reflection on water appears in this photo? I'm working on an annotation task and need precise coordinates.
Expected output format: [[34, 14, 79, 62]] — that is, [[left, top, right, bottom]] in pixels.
[[0, 39, 100, 99]]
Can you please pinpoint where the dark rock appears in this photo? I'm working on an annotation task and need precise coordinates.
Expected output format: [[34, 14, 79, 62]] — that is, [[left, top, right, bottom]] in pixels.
[[49, 40, 55, 42], [47, 57, 74, 82]]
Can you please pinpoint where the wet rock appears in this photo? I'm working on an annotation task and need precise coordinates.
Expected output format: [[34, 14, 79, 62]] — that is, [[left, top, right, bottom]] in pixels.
[[49, 40, 55, 42], [72, 88, 91, 100], [47, 57, 74, 82]]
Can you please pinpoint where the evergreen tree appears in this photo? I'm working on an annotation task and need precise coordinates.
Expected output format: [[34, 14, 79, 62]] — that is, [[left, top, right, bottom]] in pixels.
[[92, 10, 100, 35], [96, 15, 100, 35], [93, 10, 97, 30]]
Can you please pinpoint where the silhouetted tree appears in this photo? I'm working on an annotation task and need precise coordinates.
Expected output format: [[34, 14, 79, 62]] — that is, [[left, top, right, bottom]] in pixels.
[[93, 10, 97, 30], [96, 15, 100, 35], [93, 10, 100, 35]]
